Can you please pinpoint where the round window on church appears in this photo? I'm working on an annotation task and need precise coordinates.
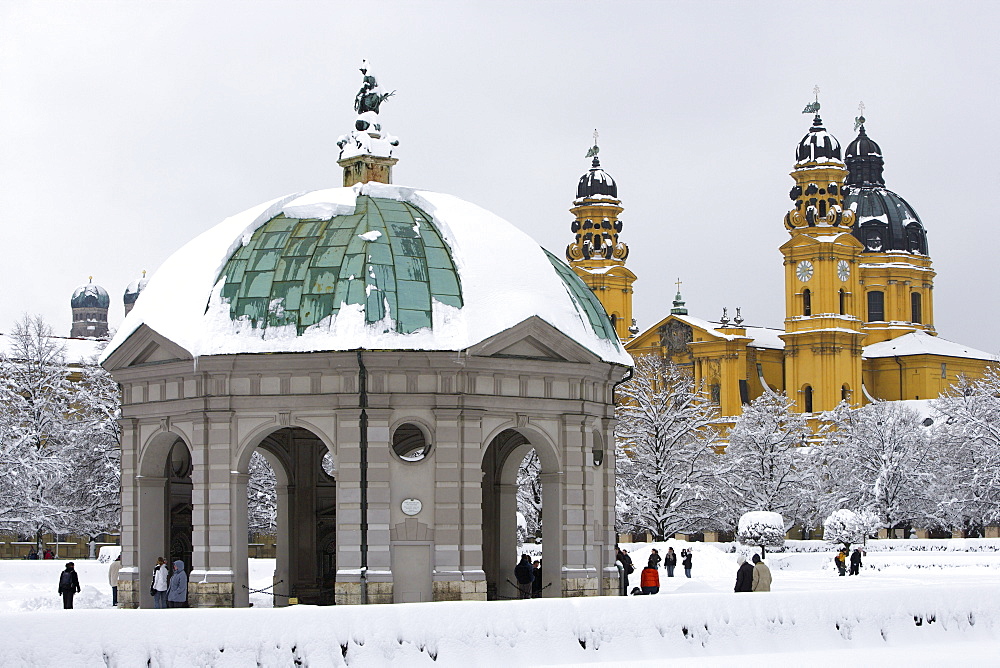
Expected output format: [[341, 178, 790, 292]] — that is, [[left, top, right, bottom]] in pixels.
[[392, 423, 431, 462]]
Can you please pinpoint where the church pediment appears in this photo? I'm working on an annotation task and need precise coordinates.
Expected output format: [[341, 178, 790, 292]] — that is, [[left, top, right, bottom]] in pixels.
[[101, 324, 193, 372], [779, 231, 864, 252], [470, 316, 603, 364]]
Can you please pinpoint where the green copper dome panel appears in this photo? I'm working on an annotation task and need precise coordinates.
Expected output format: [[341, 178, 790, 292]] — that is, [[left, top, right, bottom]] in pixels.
[[543, 249, 618, 342], [216, 195, 463, 335]]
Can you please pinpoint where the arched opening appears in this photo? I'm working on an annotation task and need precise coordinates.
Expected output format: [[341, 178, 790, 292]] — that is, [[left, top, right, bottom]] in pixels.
[[135, 432, 194, 609], [911, 292, 922, 324], [867, 290, 885, 322], [802, 288, 812, 316], [803, 385, 814, 413], [238, 427, 335, 607], [841, 384, 851, 403], [481, 428, 560, 601], [839, 289, 846, 316]]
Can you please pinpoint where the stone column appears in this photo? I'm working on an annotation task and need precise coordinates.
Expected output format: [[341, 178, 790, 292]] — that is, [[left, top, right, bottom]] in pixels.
[[273, 484, 291, 606], [560, 416, 598, 597], [189, 411, 237, 607], [230, 472, 250, 608], [135, 475, 167, 609], [539, 471, 565, 598], [497, 482, 519, 598], [117, 418, 141, 608], [335, 408, 393, 604], [432, 409, 486, 601]]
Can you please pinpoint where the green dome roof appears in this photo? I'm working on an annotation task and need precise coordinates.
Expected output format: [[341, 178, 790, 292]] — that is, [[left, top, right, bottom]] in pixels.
[[217, 195, 463, 335]]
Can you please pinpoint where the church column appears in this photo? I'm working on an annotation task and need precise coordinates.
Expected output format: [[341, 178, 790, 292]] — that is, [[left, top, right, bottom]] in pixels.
[[539, 471, 565, 598]]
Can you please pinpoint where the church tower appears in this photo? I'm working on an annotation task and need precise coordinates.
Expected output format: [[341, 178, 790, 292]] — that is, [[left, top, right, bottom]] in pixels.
[[778, 104, 865, 412], [70, 278, 110, 338], [843, 111, 935, 344], [566, 135, 637, 341]]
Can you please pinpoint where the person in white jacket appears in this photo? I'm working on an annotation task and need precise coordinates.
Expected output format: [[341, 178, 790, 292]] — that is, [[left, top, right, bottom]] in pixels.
[[108, 554, 122, 606], [152, 557, 169, 608]]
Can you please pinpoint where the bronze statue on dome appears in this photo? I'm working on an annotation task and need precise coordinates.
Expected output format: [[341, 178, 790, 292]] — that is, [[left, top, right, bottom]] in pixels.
[[354, 59, 395, 115]]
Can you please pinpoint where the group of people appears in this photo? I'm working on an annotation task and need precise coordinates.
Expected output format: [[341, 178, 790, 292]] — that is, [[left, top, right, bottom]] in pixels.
[[26, 547, 55, 559], [734, 553, 771, 592], [56, 554, 188, 609], [616, 545, 695, 596], [151, 556, 188, 608], [834, 548, 864, 576], [513, 553, 543, 598]]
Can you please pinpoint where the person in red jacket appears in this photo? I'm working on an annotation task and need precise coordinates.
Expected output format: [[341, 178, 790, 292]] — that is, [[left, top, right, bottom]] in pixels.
[[639, 563, 660, 595]]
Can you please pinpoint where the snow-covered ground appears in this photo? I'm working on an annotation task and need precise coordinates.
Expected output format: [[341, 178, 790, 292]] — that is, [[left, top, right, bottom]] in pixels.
[[1, 541, 998, 666]]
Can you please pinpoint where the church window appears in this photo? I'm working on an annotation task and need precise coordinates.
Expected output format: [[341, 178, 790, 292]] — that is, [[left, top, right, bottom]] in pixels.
[[841, 384, 850, 402], [803, 385, 814, 413], [710, 384, 720, 405], [802, 289, 812, 316], [911, 292, 922, 324], [867, 291, 884, 322], [392, 422, 431, 462], [941, 363, 948, 379], [818, 200, 827, 218], [839, 289, 846, 315], [609, 314, 618, 330]]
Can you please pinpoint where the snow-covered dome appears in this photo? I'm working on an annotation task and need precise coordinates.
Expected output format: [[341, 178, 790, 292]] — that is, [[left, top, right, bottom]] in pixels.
[[844, 123, 928, 255], [576, 157, 618, 200], [123, 271, 149, 308], [795, 115, 843, 165], [71, 280, 110, 309], [103, 182, 630, 365]]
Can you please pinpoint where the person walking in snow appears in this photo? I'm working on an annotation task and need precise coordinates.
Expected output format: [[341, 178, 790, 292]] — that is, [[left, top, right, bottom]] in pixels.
[[514, 553, 534, 599], [58, 562, 81, 609], [664, 547, 677, 578], [681, 549, 693, 578], [849, 548, 863, 576], [648, 548, 661, 570], [108, 554, 122, 606], [616, 547, 635, 594], [152, 557, 169, 608], [751, 554, 772, 592], [639, 564, 660, 595], [27, 546, 38, 560], [734, 554, 753, 592], [167, 559, 188, 608]]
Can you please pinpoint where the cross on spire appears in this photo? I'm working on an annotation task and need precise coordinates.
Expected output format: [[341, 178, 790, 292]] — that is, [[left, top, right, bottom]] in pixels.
[[813, 85, 820, 102], [855, 100, 867, 132], [675, 277, 683, 293]]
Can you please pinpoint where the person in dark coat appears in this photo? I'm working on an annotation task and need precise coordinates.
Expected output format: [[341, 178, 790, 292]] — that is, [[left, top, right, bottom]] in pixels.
[[639, 565, 660, 595], [648, 549, 661, 570], [664, 547, 677, 577], [734, 554, 753, 592], [27, 547, 38, 560], [849, 548, 863, 576], [531, 560, 542, 598], [618, 548, 634, 592], [167, 559, 188, 608], [682, 549, 693, 578], [57, 562, 81, 609], [834, 549, 847, 576], [514, 553, 534, 599]]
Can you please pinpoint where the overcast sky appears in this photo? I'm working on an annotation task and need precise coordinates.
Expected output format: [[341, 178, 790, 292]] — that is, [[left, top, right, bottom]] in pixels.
[[2, 1, 998, 354]]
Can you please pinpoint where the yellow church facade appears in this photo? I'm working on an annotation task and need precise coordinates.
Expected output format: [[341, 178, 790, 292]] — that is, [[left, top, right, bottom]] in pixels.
[[571, 113, 995, 418]]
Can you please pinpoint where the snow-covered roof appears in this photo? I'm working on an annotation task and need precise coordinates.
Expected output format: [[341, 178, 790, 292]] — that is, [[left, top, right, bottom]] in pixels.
[[671, 315, 785, 350], [0, 333, 104, 365], [863, 330, 997, 361], [101, 182, 631, 366]]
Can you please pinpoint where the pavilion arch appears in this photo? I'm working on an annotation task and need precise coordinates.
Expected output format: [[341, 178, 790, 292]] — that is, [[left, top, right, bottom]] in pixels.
[[231, 425, 339, 607], [481, 425, 563, 600], [138, 429, 192, 478]]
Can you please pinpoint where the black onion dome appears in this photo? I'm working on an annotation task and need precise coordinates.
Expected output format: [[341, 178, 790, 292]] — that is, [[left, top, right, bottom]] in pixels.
[[845, 186, 928, 255], [796, 115, 842, 164], [845, 123, 885, 186], [576, 156, 618, 199], [71, 281, 110, 309]]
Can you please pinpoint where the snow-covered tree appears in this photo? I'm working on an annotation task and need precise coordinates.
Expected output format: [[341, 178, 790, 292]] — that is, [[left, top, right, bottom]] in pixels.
[[737, 510, 785, 558], [821, 401, 934, 533], [931, 369, 1000, 530], [0, 315, 120, 539], [516, 449, 542, 542], [716, 390, 810, 527], [247, 451, 276, 535], [615, 356, 723, 540], [822, 508, 879, 552]]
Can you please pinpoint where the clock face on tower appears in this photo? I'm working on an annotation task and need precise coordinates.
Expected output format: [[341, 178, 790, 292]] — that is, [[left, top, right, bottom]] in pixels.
[[837, 260, 850, 282], [796, 260, 814, 282]]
